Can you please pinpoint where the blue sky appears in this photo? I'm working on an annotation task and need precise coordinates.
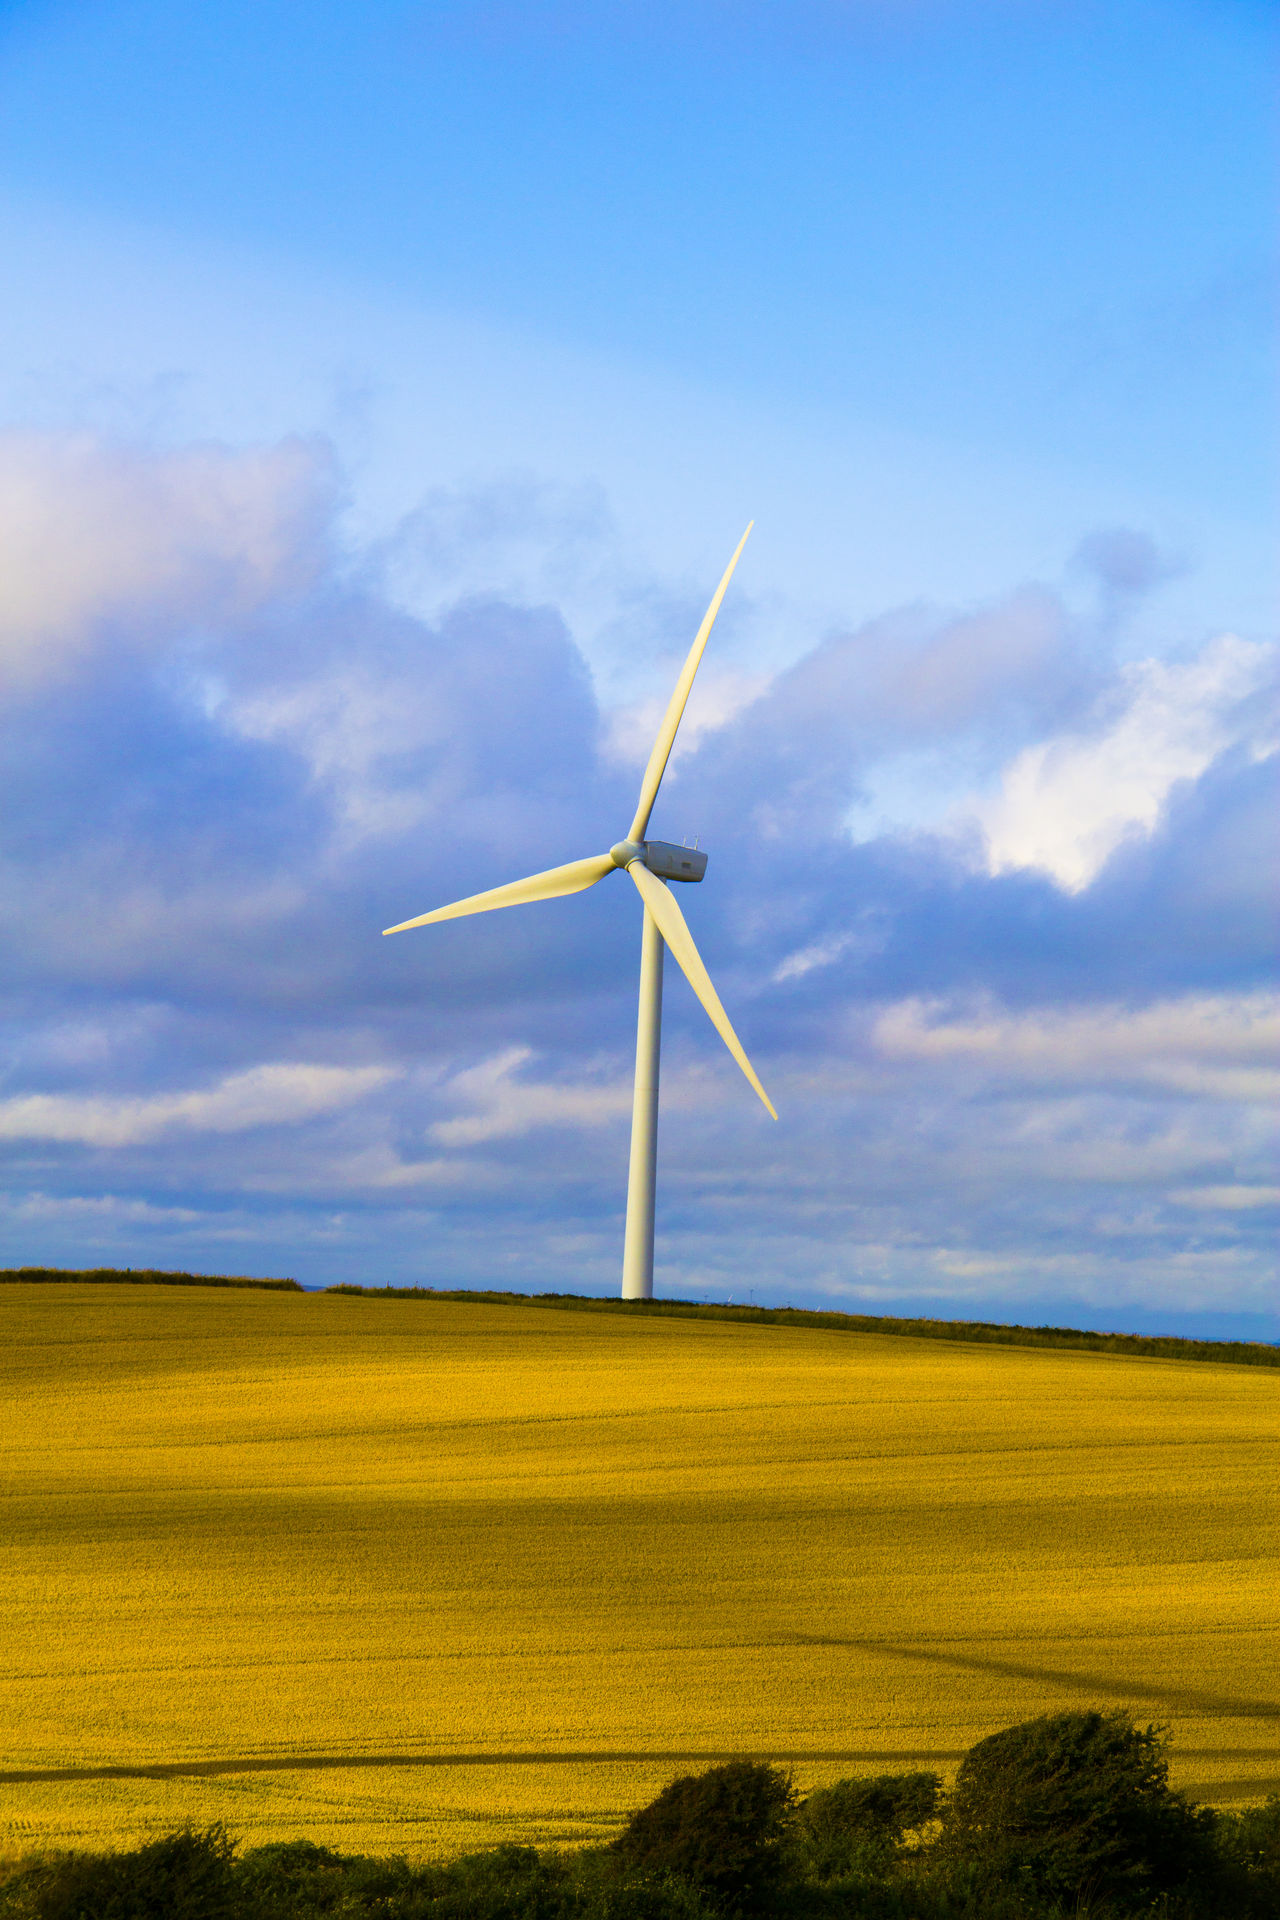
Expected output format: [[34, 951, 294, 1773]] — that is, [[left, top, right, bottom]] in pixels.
[[1, 0, 1275, 1334]]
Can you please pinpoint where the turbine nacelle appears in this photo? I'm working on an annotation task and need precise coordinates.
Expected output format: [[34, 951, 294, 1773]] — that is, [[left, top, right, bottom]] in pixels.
[[609, 839, 708, 883]]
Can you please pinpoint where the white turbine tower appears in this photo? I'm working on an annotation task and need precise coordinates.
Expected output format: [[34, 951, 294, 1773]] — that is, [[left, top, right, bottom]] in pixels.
[[383, 525, 776, 1300]]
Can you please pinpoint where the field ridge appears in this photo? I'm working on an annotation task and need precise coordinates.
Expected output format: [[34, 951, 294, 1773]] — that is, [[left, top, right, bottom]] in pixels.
[[5, 1270, 1276, 1365], [322, 1284, 1280, 1369]]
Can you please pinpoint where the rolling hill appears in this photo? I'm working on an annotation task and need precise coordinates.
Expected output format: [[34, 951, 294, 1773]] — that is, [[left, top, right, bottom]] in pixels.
[[2, 1283, 1276, 1858]]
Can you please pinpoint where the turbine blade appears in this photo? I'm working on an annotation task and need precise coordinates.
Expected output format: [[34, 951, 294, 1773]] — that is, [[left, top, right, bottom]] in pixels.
[[627, 523, 753, 844], [628, 859, 776, 1118], [383, 853, 615, 934]]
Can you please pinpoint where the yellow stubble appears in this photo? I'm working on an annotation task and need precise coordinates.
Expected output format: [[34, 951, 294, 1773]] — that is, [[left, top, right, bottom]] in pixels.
[[1, 1285, 1276, 1856]]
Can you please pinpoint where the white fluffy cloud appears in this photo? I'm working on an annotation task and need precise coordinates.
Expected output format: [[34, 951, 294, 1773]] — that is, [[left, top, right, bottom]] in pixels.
[[1169, 1185, 1280, 1211], [772, 933, 856, 984], [0, 1063, 393, 1147], [430, 1047, 632, 1146], [974, 633, 1275, 891]]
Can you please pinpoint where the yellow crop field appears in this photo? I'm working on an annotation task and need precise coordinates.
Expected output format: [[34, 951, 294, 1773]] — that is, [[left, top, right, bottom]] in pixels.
[[1, 1284, 1277, 1860]]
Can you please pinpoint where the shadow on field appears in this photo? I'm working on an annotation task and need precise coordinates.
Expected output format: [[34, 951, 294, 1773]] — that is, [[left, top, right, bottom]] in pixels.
[[1, 1750, 964, 1785], [792, 1635, 1280, 1724], [3, 1742, 1277, 1787], [1180, 1774, 1280, 1802]]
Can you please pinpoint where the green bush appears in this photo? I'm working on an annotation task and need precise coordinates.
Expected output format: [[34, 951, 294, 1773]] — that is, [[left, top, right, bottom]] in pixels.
[[415, 1843, 565, 1919], [936, 1710, 1216, 1908], [612, 1762, 794, 1917], [791, 1772, 940, 1881], [1, 1826, 237, 1920], [1206, 1797, 1280, 1917], [554, 1849, 717, 1920], [235, 1837, 423, 1913]]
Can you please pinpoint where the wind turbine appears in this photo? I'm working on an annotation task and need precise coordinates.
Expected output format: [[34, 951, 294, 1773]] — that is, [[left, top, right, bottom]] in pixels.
[[383, 525, 776, 1300]]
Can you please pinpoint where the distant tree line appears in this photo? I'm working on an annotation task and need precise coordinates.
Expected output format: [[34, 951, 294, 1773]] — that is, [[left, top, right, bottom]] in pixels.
[[3, 1712, 1277, 1918], [1, 1270, 302, 1291]]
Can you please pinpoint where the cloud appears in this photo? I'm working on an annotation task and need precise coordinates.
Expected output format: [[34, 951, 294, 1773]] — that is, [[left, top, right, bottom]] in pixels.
[[603, 665, 772, 773], [379, 472, 615, 616], [772, 933, 855, 983], [7, 1192, 205, 1226], [430, 1046, 632, 1146], [223, 594, 601, 852], [1072, 526, 1183, 598], [880, 587, 1067, 734], [973, 633, 1276, 891], [0, 427, 1273, 1324], [1169, 1186, 1280, 1211], [0, 430, 331, 687], [0, 1063, 394, 1147], [667, 582, 1088, 857], [873, 991, 1280, 1103]]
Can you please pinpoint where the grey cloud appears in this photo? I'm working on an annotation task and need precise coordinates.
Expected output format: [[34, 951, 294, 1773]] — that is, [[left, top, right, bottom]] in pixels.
[[1072, 526, 1184, 599], [0, 430, 334, 688], [379, 472, 615, 606], [877, 586, 1070, 731], [666, 584, 1090, 852]]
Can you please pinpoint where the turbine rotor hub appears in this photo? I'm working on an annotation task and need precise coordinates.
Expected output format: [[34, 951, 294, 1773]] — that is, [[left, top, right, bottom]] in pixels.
[[609, 840, 646, 869]]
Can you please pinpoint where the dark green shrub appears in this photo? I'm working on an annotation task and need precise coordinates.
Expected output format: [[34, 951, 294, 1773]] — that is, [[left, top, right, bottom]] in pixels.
[[1217, 1794, 1280, 1875], [562, 1850, 717, 1919], [1208, 1796, 1280, 1917], [237, 1841, 563, 1918], [420, 1844, 568, 1919], [234, 1837, 424, 1913], [792, 1772, 940, 1881], [1, 1826, 237, 1920], [937, 1710, 1215, 1908], [612, 1763, 794, 1917]]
